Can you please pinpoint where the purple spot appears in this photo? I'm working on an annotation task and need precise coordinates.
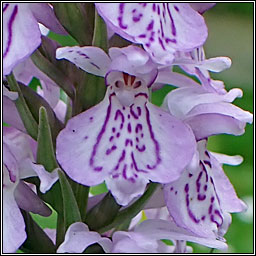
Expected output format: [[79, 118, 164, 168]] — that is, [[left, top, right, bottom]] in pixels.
[[205, 150, 210, 158], [125, 139, 133, 147], [136, 144, 146, 152], [165, 38, 177, 44], [109, 136, 114, 142], [112, 174, 119, 179], [90, 117, 93, 121], [188, 173, 193, 178], [4, 5, 18, 58], [133, 13, 143, 22], [211, 196, 215, 203], [152, 3, 156, 12], [141, 133, 144, 138], [208, 204, 213, 214], [106, 145, 117, 155], [174, 5, 179, 12], [136, 137, 139, 143], [138, 34, 147, 38], [134, 81, 142, 89], [94, 167, 103, 172], [145, 43, 150, 48], [175, 191, 178, 195], [196, 171, 203, 193], [3, 3, 9, 12], [204, 184, 208, 191], [201, 216, 206, 221], [170, 186, 173, 191], [147, 20, 154, 31], [112, 127, 116, 133], [186, 194, 200, 223], [84, 136, 88, 139], [116, 132, 120, 138], [128, 114, 130, 119], [197, 194, 206, 201], [184, 183, 189, 193], [68, 50, 73, 53], [132, 8, 136, 13], [135, 123, 143, 133], [127, 123, 132, 133]]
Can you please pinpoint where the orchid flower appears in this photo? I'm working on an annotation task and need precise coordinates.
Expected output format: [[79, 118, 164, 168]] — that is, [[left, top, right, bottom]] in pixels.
[[95, 3, 208, 65], [3, 127, 58, 253], [164, 140, 247, 241], [3, 3, 66, 75], [56, 45, 196, 206], [52, 219, 227, 253]]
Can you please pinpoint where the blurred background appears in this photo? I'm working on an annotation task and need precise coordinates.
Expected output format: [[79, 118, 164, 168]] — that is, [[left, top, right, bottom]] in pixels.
[[28, 3, 254, 254]]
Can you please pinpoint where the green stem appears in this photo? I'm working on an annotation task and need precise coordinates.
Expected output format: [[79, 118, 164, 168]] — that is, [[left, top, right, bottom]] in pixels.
[[98, 183, 159, 233], [6, 73, 38, 140]]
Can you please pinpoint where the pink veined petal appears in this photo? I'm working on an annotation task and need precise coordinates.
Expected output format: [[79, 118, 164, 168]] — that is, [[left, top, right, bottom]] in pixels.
[[134, 219, 228, 250], [3, 166, 26, 253], [163, 140, 238, 240], [57, 75, 196, 205], [3, 3, 41, 75], [56, 46, 111, 77], [14, 181, 52, 217], [57, 222, 112, 253], [29, 3, 67, 35], [96, 3, 208, 65]]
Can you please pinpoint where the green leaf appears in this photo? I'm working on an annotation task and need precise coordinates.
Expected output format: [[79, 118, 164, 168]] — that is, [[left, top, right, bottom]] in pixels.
[[37, 107, 59, 171], [85, 192, 121, 231], [98, 183, 159, 233], [6, 73, 38, 140], [18, 83, 64, 143], [58, 169, 81, 231], [20, 210, 56, 253], [92, 9, 108, 52], [31, 49, 75, 99], [52, 3, 94, 46]]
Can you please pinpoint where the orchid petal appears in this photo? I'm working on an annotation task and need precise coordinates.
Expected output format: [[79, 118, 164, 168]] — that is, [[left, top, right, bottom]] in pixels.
[[210, 152, 243, 166], [14, 181, 52, 216], [96, 3, 207, 65], [189, 3, 216, 14], [44, 228, 56, 245], [135, 219, 227, 250], [3, 96, 27, 133], [57, 77, 196, 205], [163, 140, 242, 239], [3, 3, 41, 75], [3, 85, 18, 100], [56, 46, 111, 77], [57, 222, 112, 253], [3, 166, 26, 253], [29, 3, 67, 35], [166, 86, 243, 119], [156, 68, 200, 87], [209, 153, 247, 213]]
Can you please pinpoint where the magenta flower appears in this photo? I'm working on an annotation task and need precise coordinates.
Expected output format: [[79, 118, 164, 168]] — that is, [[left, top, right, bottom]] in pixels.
[[3, 3, 66, 75], [56, 45, 196, 205], [95, 3, 208, 65]]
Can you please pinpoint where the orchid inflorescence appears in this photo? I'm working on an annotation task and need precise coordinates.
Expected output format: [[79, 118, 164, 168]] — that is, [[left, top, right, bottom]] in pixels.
[[3, 3, 253, 254]]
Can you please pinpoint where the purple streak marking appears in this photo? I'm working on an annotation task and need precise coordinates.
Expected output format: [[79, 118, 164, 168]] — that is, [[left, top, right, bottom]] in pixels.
[[3, 3, 9, 12], [145, 104, 161, 169], [131, 152, 148, 173], [136, 144, 146, 152], [167, 4, 177, 36], [114, 150, 126, 171], [147, 20, 154, 31], [4, 5, 18, 58], [90, 62, 100, 70]]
